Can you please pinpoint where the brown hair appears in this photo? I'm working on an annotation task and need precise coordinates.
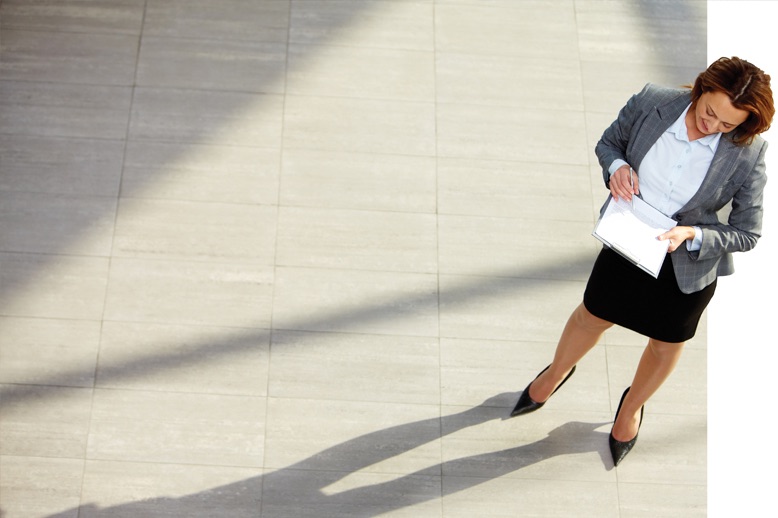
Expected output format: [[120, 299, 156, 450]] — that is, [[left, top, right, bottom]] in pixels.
[[690, 56, 775, 145]]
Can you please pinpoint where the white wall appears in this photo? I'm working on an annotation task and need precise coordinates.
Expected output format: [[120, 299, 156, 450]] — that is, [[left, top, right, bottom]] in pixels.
[[708, 2, 778, 515]]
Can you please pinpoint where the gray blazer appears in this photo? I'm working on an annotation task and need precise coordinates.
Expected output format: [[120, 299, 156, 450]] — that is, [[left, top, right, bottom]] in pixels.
[[595, 83, 768, 294]]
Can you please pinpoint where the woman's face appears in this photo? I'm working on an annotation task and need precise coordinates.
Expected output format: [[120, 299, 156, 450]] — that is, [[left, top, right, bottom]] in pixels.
[[693, 90, 749, 135]]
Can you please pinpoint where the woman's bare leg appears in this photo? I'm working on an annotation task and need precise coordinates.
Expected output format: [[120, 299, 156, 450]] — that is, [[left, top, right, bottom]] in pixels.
[[528, 303, 613, 402], [611, 338, 685, 441]]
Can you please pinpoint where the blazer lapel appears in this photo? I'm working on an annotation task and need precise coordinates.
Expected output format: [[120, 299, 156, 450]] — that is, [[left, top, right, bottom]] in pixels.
[[632, 93, 691, 170], [675, 137, 740, 215]]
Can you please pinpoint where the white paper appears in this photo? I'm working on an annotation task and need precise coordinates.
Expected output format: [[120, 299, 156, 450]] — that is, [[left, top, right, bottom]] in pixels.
[[592, 195, 677, 278]]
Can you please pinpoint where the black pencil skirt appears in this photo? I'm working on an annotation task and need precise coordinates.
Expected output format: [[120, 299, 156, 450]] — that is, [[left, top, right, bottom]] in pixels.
[[583, 247, 716, 343]]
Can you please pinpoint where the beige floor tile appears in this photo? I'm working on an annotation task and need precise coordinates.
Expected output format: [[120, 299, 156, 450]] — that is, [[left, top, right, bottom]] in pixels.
[[438, 274, 586, 342], [0, 191, 116, 256], [287, 44, 434, 101], [617, 481, 706, 518], [438, 214, 598, 281], [0, 135, 124, 196], [0, 384, 93, 457], [0, 316, 100, 387], [587, 110, 623, 150], [435, 0, 554, 6], [261, 468, 442, 518], [600, 325, 649, 347], [283, 95, 435, 156], [440, 405, 615, 480], [113, 198, 277, 263], [0, 30, 138, 85], [603, 345, 645, 394], [0, 253, 109, 320], [78, 460, 263, 518], [144, 0, 290, 42], [576, 3, 706, 69], [606, 345, 706, 416], [129, 87, 284, 147], [0, 1, 712, 515], [97, 321, 269, 395], [437, 103, 590, 164], [441, 338, 550, 409], [122, 140, 280, 204], [264, 398, 441, 475], [276, 206, 437, 273], [0, 456, 84, 518], [442, 476, 619, 518], [581, 60, 704, 115], [435, 3, 579, 58], [269, 330, 439, 404], [137, 37, 287, 93], [609, 413, 706, 485], [272, 266, 439, 336], [104, 258, 274, 328], [87, 389, 265, 466], [440, 338, 611, 413], [0, 0, 145, 34], [0, 81, 132, 140], [437, 53, 583, 110], [437, 158, 595, 221], [573, 0, 705, 18], [289, 1, 433, 51], [280, 149, 436, 213]]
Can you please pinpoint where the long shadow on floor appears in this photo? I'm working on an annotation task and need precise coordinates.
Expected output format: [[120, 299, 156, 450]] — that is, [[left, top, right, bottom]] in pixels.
[[0, 254, 597, 408], [46, 394, 611, 518]]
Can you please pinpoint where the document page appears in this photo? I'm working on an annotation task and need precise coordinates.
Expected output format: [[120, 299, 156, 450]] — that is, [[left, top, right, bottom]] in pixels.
[[592, 196, 677, 278]]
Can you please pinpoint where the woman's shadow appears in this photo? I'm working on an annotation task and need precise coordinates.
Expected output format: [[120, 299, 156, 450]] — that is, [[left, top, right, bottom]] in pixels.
[[48, 393, 612, 517]]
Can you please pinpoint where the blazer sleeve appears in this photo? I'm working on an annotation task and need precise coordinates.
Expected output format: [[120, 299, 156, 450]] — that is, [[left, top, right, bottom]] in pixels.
[[594, 83, 653, 188], [695, 139, 768, 259]]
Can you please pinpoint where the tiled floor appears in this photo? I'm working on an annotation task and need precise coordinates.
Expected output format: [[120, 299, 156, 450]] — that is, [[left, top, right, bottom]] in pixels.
[[1, 1, 709, 516]]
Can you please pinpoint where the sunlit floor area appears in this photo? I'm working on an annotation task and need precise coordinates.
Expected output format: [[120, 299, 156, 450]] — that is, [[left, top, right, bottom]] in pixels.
[[1, 1, 708, 516]]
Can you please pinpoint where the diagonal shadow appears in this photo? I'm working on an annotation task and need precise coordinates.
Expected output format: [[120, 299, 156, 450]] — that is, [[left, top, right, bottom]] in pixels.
[[0, 1, 405, 306], [0, 0, 704, 411], [0, 252, 597, 408], [0, 0, 599, 407], [44, 394, 612, 518], [0, 2, 707, 516]]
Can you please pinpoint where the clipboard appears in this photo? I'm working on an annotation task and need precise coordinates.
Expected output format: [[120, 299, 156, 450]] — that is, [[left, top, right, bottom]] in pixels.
[[592, 195, 677, 278]]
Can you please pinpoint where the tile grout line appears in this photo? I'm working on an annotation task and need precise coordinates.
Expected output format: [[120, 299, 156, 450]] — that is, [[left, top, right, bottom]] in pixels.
[[76, 0, 150, 514], [259, 1, 296, 514], [431, 2, 448, 511]]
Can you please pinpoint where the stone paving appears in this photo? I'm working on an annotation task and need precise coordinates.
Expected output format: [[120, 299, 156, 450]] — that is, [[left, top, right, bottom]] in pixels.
[[1, 1, 710, 516]]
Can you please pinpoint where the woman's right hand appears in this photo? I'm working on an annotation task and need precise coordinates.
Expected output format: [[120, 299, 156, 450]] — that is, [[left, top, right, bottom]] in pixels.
[[610, 165, 639, 202]]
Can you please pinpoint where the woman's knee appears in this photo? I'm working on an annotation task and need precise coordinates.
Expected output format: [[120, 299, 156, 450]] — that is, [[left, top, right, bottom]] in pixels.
[[572, 303, 613, 333], [647, 338, 685, 360]]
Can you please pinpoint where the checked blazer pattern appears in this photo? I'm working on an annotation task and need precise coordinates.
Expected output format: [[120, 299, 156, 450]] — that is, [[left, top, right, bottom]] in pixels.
[[595, 83, 768, 294]]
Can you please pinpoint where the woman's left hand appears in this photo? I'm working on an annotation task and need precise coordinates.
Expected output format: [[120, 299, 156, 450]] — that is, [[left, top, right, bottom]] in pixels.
[[657, 226, 696, 253]]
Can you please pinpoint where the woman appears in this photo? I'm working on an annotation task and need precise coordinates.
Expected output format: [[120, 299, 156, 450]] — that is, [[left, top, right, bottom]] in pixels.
[[509, 57, 774, 466]]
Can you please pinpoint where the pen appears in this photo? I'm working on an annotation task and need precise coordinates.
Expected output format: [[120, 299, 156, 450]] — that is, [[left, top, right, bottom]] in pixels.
[[629, 167, 635, 208]]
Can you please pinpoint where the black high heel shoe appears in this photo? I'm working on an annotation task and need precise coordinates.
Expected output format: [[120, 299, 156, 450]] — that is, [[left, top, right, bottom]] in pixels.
[[509, 364, 576, 417], [609, 387, 644, 467]]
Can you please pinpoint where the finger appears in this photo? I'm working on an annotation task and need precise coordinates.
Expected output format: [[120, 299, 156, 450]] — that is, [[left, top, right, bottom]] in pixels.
[[620, 177, 634, 200], [624, 170, 638, 198], [625, 170, 638, 196], [612, 168, 634, 201], [611, 182, 629, 201]]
